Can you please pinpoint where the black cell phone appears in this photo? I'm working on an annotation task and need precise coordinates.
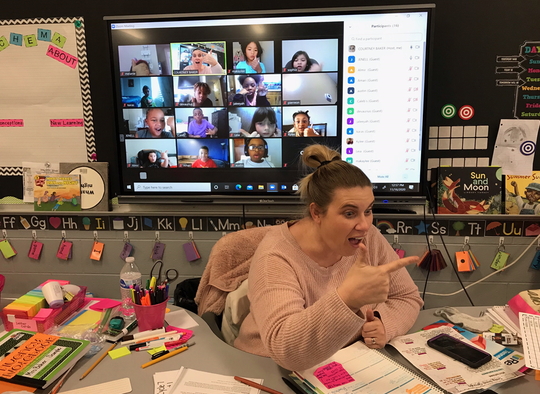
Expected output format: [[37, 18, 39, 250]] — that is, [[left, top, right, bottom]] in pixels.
[[427, 333, 492, 368]]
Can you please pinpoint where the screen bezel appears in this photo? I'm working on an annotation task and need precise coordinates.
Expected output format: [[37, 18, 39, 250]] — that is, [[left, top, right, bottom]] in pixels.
[[105, 5, 435, 204]]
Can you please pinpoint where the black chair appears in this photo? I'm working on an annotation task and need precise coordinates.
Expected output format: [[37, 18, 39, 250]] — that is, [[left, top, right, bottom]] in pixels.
[[137, 149, 162, 167]]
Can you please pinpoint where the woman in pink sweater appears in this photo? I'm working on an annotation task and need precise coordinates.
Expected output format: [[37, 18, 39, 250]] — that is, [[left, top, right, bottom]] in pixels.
[[234, 144, 423, 371]]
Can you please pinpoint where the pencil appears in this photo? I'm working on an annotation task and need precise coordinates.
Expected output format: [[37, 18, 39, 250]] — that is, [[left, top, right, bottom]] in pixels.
[[79, 342, 117, 380], [141, 344, 189, 368], [234, 376, 283, 394]]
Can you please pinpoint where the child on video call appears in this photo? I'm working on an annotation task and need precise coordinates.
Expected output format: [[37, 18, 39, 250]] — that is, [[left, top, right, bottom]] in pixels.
[[140, 85, 153, 108], [231, 75, 270, 107], [191, 146, 218, 168], [234, 137, 275, 168], [192, 82, 213, 107], [188, 108, 217, 138], [240, 107, 281, 138], [136, 108, 173, 138], [287, 110, 317, 137], [144, 150, 169, 168], [289, 50, 322, 72], [235, 41, 265, 73]]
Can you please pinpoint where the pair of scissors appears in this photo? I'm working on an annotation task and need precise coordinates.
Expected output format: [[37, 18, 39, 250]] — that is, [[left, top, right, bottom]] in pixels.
[[149, 260, 179, 285]]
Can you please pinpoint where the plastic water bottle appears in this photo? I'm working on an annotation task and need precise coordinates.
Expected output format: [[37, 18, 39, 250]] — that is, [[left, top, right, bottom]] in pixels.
[[120, 257, 142, 316]]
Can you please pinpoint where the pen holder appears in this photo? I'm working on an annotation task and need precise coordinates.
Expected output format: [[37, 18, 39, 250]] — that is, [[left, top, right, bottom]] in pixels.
[[132, 298, 168, 332]]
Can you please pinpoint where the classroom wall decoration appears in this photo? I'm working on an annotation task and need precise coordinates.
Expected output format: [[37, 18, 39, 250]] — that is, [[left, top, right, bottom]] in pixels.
[[0, 17, 95, 178]]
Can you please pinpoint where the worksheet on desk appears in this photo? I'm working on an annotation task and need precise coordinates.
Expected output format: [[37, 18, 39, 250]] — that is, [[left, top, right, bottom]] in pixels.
[[519, 312, 540, 370], [389, 326, 523, 393], [170, 368, 262, 394]]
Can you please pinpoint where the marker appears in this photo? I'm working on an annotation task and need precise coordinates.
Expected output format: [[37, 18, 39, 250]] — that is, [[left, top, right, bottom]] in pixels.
[[122, 330, 176, 346]]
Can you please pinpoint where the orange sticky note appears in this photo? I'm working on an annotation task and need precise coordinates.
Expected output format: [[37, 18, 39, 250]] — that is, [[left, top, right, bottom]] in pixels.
[[90, 241, 104, 261], [536, 369, 540, 381], [0, 333, 58, 379]]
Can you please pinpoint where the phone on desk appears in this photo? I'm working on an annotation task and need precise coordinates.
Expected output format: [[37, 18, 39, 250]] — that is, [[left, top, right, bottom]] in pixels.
[[427, 333, 492, 368]]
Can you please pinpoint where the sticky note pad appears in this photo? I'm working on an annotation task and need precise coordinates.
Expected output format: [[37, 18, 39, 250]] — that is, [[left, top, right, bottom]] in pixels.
[[315, 361, 354, 389], [147, 345, 167, 355], [109, 347, 131, 360]]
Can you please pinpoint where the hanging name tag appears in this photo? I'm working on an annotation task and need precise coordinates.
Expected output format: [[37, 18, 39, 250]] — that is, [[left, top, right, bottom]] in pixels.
[[394, 248, 405, 259], [56, 240, 72, 260], [491, 251, 510, 270], [152, 242, 165, 260], [456, 251, 473, 272], [120, 242, 133, 260], [28, 240, 44, 260], [183, 241, 201, 262], [531, 249, 540, 270], [0, 239, 17, 259], [90, 241, 104, 261]]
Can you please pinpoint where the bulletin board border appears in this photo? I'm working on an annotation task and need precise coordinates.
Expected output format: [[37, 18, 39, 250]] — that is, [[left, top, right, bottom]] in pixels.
[[0, 16, 96, 177]]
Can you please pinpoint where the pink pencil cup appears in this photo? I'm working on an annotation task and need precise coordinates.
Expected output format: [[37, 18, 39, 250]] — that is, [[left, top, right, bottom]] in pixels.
[[132, 298, 168, 332]]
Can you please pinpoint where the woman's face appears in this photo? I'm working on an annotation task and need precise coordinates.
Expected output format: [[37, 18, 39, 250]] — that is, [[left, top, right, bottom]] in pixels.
[[245, 42, 258, 62], [255, 118, 276, 138], [294, 114, 310, 131], [293, 54, 308, 72], [247, 138, 265, 163], [193, 109, 204, 123], [148, 152, 157, 163], [191, 50, 205, 67], [242, 77, 258, 96], [199, 148, 209, 162], [145, 109, 165, 137], [314, 186, 374, 258]]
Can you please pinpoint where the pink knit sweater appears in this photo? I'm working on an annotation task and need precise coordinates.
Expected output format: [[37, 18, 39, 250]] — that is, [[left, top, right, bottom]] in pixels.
[[234, 222, 423, 371]]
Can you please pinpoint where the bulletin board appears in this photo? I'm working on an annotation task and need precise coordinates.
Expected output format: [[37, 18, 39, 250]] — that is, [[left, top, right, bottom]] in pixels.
[[0, 17, 94, 180]]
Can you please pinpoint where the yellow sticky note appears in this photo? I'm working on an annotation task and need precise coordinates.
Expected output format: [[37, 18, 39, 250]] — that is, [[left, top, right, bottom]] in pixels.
[[490, 324, 505, 333], [0, 240, 16, 259], [109, 347, 131, 360], [51, 32, 66, 48], [0, 36, 10, 52], [24, 34, 37, 47], [147, 345, 167, 355]]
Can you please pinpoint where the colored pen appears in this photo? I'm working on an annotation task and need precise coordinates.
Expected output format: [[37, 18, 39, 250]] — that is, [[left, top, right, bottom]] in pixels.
[[141, 342, 193, 368], [282, 377, 304, 394], [122, 330, 176, 346], [234, 376, 282, 394], [122, 328, 165, 343], [132, 334, 181, 351]]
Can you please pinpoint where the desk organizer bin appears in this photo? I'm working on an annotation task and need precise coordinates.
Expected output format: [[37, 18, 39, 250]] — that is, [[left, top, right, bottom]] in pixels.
[[2, 285, 87, 333]]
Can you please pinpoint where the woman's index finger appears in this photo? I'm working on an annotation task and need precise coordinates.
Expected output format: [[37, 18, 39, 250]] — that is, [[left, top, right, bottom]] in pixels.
[[380, 256, 419, 274]]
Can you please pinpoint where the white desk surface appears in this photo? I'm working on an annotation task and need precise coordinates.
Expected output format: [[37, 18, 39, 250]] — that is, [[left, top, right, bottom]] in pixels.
[[1, 303, 538, 393]]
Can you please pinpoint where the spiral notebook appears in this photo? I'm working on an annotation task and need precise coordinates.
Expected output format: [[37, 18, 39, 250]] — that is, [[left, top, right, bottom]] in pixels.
[[293, 341, 444, 394]]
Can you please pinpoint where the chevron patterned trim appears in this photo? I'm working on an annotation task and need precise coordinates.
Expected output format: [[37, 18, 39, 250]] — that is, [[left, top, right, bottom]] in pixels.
[[0, 167, 23, 176]]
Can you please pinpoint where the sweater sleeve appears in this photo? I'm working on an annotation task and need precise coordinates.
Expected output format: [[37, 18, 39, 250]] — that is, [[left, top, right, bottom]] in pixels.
[[248, 248, 365, 371], [368, 230, 423, 341]]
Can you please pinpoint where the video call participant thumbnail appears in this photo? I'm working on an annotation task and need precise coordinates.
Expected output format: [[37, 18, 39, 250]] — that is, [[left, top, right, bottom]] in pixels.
[[239, 107, 282, 138], [120, 76, 174, 108], [187, 108, 217, 138], [174, 76, 226, 107], [231, 137, 282, 168], [282, 73, 338, 105], [125, 139, 177, 168], [118, 44, 172, 76], [232, 41, 274, 74], [176, 138, 230, 168], [282, 39, 338, 72], [281, 137, 333, 169], [136, 108, 175, 138], [282, 106, 338, 137], [171, 43, 226, 75]]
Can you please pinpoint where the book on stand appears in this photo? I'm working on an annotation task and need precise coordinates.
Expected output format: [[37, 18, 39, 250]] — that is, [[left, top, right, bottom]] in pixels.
[[436, 167, 502, 214], [59, 162, 110, 211], [0, 329, 90, 389], [33, 174, 81, 212], [505, 171, 540, 215]]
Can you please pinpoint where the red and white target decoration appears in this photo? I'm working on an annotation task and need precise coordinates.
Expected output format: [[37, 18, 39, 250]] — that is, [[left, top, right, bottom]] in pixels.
[[458, 105, 474, 120]]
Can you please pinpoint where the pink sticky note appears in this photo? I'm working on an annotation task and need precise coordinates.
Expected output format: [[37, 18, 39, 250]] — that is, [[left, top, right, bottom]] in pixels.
[[0, 119, 24, 127], [166, 326, 194, 342], [314, 361, 354, 389], [34, 308, 54, 320], [46, 44, 78, 68], [40, 279, 70, 286], [89, 299, 122, 311], [394, 248, 405, 258], [14, 318, 38, 332], [50, 119, 84, 127], [28, 240, 44, 260]]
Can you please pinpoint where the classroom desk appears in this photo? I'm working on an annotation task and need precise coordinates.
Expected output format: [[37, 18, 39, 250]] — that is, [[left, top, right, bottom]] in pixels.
[[19, 306, 540, 393]]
